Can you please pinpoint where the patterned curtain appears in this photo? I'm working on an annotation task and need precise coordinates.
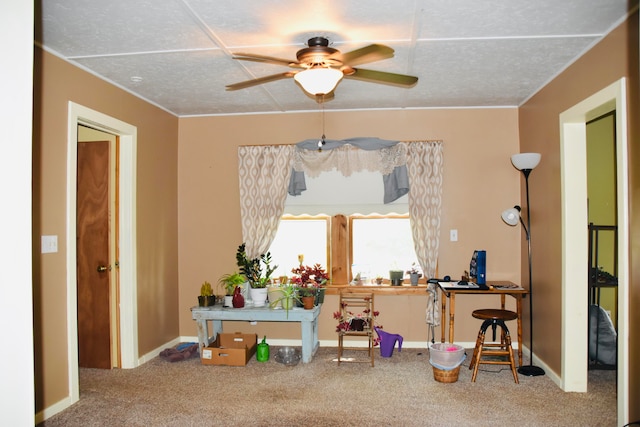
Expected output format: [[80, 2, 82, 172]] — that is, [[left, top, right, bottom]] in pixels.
[[404, 140, 443, 329], [238, 145, 294, 258], [404, 140, 444, 279]]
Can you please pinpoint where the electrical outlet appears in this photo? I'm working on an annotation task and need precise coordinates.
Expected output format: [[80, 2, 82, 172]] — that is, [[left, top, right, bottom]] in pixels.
[[450, 229, 458, 242]]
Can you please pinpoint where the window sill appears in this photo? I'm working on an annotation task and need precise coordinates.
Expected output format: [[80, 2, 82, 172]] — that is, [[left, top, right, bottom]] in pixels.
[[326, 284, 430, 296]]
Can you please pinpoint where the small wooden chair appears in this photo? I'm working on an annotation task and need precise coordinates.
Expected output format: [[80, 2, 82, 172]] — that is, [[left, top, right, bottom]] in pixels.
[[337, 292, 375, 367], [469, 309, 519, 383]]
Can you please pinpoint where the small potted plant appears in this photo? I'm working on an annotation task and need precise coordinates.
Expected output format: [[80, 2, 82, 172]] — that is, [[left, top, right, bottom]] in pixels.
[[198, 281, 216, 307], [218, 272, 246, 307], [389, 269, 404, 286], [406, 263, 422, 286], [375, 275, 384, 285]]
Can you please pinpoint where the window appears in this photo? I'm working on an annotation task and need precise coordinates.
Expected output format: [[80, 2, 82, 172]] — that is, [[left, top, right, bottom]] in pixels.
[[269, 213, 418, 285], [268, 215, 329, 281], [350, 215, 419, 283]]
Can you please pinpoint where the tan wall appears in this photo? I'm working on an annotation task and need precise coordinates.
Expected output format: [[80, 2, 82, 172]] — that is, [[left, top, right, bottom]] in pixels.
[[177, 108, 523, 342], [32, 48, 180, 411], [518, 9, 638, 409]]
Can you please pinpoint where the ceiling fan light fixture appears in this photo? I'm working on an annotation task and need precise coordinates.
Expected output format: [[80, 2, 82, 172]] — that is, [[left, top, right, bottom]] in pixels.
[[294, 67, 343, 95]]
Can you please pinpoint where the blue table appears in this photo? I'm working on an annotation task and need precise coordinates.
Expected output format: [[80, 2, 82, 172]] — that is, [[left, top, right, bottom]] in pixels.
[[191, 303, 322, 363]]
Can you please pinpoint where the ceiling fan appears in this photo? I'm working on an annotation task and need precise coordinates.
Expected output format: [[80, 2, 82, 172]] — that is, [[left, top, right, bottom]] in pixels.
[[226, 37, 418, 97]]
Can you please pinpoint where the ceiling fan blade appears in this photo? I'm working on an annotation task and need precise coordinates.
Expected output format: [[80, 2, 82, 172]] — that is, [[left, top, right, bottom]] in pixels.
[[333, 44, 395, 66], [226, 72, 296, 91], [232, 53, 302, 68], [345, 68, 418, 87]]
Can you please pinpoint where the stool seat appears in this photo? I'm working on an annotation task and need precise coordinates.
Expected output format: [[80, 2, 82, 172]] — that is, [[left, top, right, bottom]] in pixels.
[[472, 309, 518, 321], [470, 309, 519, 384]]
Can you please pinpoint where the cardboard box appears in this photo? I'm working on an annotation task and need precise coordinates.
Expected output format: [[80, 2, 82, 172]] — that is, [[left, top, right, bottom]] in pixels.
[[201, 332, 257, 366]]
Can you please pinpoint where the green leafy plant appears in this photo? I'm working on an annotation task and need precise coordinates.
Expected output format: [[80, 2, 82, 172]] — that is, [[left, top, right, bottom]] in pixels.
[[235, 243, 277, 288], [218, 272, 246, 296], [270, 283, 301, 317]]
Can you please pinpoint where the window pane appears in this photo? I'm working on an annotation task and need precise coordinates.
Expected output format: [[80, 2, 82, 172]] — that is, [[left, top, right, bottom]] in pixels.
[[351, 217, 419, 282], [269, 217, 328, 281]]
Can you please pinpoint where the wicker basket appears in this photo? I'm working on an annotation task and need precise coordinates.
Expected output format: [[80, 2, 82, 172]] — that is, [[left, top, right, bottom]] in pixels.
[[432, 365, 460, 383]]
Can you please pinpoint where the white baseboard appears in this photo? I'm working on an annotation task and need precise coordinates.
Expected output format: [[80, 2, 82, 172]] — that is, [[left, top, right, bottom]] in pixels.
[[34, 395, 73, 425]]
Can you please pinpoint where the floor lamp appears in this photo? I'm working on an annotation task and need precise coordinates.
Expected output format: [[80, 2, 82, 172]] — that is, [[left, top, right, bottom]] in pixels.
[[502, 152, 545, 377]]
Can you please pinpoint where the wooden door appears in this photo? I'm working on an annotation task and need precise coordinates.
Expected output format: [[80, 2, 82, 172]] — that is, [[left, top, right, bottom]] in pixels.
[[77, 140, 111, 369]]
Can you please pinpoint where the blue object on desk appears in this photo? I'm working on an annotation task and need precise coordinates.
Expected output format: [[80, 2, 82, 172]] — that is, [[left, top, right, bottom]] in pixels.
[[470, 250, 486, 285]]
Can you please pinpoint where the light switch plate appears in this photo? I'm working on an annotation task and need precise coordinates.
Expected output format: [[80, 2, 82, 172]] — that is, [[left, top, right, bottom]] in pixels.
[[450, 229, 458, 242], [41, 235, 58, 253]]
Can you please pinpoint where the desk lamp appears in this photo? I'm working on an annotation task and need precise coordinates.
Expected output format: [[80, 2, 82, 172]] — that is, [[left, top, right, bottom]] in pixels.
[[502, 153, 545, 377]]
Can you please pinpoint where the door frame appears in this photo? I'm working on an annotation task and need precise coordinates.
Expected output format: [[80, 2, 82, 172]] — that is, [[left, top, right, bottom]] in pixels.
[[66, 102, 138, 403], [559, 78, 628, 421]]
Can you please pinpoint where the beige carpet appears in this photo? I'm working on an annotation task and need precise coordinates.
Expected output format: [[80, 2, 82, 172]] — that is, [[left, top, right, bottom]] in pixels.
[[38, 346, 616, 427]]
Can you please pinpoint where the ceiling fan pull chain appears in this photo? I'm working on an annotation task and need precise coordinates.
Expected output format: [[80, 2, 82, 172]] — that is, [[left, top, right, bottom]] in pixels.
[[318, 98, 326, 151]]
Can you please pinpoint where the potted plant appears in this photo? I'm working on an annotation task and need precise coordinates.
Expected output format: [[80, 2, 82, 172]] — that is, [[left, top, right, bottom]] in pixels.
[[267, 275, 290, 309], [290, 260, 330, 308], [269, 283, 301, 317], [333, 303, 382, 345], [389, 269, 404, 286], [236, 243, 277, 306], [406, 263, 422, 286], [198, 281, 216, 307], [218, 272, 246, 307]]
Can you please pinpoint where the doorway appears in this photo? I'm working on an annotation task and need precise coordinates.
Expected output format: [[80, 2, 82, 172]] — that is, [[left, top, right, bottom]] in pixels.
[[560, 78, 629, 421], [66, 102, 139, 404], [76, 126, 118, 368], [586, 113, 618, 354]]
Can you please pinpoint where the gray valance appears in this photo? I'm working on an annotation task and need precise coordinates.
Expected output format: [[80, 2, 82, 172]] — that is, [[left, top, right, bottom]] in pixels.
[[287, 137, 409, 204]]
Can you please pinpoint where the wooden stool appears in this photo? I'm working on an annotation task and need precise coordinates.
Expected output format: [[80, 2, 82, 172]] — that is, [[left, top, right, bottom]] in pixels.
[[469, 309, 519, 383]]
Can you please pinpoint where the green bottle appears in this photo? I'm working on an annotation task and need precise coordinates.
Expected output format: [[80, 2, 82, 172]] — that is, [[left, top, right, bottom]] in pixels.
[[256, 336, 269, 362]]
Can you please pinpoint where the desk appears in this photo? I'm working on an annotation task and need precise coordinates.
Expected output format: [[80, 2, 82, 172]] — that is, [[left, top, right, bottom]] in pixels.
[[437, 281, 527, 366], [191, 304, 322, 363]]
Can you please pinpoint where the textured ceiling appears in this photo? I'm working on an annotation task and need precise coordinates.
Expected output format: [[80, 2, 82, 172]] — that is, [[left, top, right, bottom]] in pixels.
[[36, 0, 633, 116]]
